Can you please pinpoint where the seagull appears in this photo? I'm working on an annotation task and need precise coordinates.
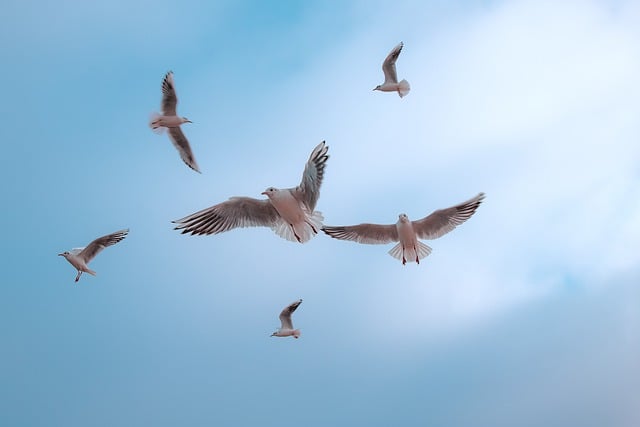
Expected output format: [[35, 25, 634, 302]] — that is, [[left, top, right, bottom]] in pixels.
[[271, 299, 303, 339], [173, 141, 329, 243], [149, 71, 200, 173], [322, 193, 485, 265], [373, 42, 410, 98], [58, 229, 129, 282]]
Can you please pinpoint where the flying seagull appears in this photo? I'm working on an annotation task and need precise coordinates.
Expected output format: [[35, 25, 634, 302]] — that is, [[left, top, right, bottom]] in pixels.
[[373, 42, 410, 98], [149, 71, 200, 173], [58, 229, 129, 282], [173, 141, 329, 243], [322, 193, 485, 265], [271, 299, 303, 339]]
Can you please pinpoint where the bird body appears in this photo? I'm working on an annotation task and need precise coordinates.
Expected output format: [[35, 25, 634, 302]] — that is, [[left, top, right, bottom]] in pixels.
[[173, 141, 329, 243], [374, 42, 411, 98], [58, 229, 129, 282], [271, 299, 303, 339], [322, 193, 485, 264], [149, 71, 200, 173]]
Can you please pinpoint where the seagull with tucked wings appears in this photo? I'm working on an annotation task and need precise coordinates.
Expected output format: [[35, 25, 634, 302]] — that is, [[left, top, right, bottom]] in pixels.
[[173, 141, 329, 243], [149, 71, 200, 173], [58, 229, 129, 282], [322, 193, 485, 265], [271, 299, 303, 339], [373, 42, 410, 98]]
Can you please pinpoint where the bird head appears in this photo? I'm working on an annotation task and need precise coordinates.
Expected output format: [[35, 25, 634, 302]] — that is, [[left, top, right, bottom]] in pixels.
[[373, 85, 381, 91], [270, 330, 279, 337], [398, 213, 409, 223], [181, 117, 192, 124], [261, 187, 278, 197], [58, 251, 70, 258]]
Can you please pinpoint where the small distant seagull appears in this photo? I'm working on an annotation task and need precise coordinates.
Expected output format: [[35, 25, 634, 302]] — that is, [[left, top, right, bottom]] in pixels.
[[173, 141, 329, 243], [323, 193, 485, 265], [271, 299, 303, 339], [58, 229, 129, 282], [373, 42, 410, 98], [149, 71, 200, 173]]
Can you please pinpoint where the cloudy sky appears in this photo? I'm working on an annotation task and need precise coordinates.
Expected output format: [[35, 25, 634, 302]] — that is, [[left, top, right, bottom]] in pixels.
[[2, 0, 639, 426]]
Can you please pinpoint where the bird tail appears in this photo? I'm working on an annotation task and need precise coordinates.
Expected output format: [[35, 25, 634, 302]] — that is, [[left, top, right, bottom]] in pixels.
[[270, 210, 324, 243], [149, 112, 165, 134], [388, 241, 432, 264], [293, 329, 301, 339], [86, 268, 97, 276], [398, 79, 411, 98]]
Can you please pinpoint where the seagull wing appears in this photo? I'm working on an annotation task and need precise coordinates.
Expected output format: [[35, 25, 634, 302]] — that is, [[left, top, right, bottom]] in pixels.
[[382, 42, 403, 84], [292, 141, 329, 211], [167, 127, 200, 173], [412, 193, 485, 240], [161, 71, 178, 116], [279, 299, 302, 329], [173, 197, 280, 236], [322, 223, 398, 244], [78, 229, 129, 264]]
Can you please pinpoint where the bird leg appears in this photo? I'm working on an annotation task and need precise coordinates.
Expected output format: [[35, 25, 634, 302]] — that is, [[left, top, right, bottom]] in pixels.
[[290, 224, 302, 243], [415, 245, 420, 264], [75, 271, 82, 282], [402, 248, 407, 265], [305, 220, 318, 234]]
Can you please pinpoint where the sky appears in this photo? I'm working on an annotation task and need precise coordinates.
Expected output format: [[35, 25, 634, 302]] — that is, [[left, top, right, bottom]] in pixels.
[[1, 0, 639, 425]]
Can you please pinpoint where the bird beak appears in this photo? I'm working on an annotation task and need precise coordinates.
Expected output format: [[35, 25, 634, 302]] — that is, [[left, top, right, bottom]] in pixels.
[[186, 120, 193, 123], [57, 253, 64, 256], [261, 191, 268, 196]]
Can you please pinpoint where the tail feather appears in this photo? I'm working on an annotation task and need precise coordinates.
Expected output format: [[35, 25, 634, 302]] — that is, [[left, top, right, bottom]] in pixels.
[[293, 329, 301, 339], [388, 241, 432, 263], [398, 79, 410, 98], [270, 210, 324, 243], [149, 112, 165, 134], [86, 269, 97, 276]]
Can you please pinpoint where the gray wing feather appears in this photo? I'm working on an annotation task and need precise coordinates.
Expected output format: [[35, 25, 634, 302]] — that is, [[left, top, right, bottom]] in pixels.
[[322, 223, 398, 244], [412, 193, 485, 240], [79, 229, 129, 263], [382, 42, 403, 84], [293, 141, 329, 211], [173, 197, 280, 236], [161, 71, 178, 116], [167, 127, 200, 173], [279, 299, 302, 329]]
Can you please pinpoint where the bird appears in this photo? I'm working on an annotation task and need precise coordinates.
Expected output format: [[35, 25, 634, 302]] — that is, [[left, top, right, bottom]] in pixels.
[[149, 71, 200, 173], [58, 229, 129, 282], [373, 42, 410, 98], [173, 141, 329, 243], [271, 299, 303, 339], [322, 193, 485, 265]]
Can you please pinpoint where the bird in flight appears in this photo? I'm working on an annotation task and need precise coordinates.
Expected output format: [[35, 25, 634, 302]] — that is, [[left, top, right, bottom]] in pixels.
[[173, 141, 329, 243], [323, 193, 485, 264], [373, 42, 411, 98], [58, 229, 129, 282], [271, 299, 303, 339], [149, 71, 200, 173]]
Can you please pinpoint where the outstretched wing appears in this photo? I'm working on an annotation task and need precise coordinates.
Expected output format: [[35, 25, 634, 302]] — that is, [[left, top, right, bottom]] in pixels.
[[382, 42, 403, 85], [79, 229, 129, 263], [279, 299, 303, 329], [167, 127, 200, 173], [161, 71, 178, 116], [412, 193, 485, 240], [173, 197, 280, 236], [322, 223, 398, 244], [292, 141, 329, 211]]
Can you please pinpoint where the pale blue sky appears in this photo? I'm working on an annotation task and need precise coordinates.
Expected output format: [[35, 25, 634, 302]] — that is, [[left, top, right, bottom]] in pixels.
[[1, 0, 639, 426]]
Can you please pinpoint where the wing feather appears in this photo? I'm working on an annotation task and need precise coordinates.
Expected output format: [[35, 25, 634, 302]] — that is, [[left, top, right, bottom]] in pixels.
[[279, 299, 302, 329], [322, 223, 398, 244], [293, 141, 329, 211], [161, 71, 178, 116], [382, 42, 403, 84], [79, 229, 129, 263], [413, 193, 485, 240], [167, 127, 200, 173], [173, 197, 280, 236]]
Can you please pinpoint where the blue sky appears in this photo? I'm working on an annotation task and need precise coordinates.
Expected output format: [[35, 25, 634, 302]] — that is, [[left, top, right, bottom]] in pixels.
[[2, 0, 639, 426]]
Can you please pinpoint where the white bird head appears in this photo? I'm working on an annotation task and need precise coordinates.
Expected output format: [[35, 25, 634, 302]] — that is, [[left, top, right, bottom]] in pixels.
[[181, 117, 192, 124], [58, 251, 70, 258], [398, 213, 409, 223], [261, 187, 279, 197]]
